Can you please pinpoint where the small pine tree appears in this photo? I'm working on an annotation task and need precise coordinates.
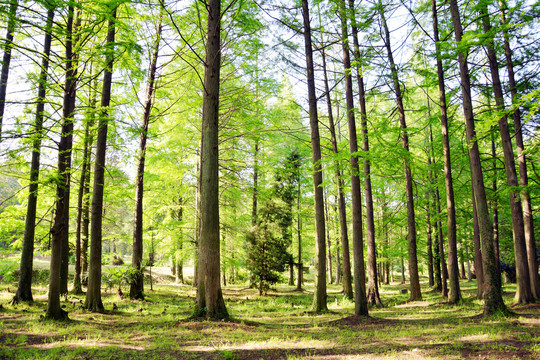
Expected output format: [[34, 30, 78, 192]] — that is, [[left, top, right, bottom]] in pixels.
[[246, 198, 292, 295]]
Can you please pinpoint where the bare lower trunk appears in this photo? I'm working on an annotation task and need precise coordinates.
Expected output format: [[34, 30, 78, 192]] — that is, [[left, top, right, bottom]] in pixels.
[[472, 194, 484, 298]]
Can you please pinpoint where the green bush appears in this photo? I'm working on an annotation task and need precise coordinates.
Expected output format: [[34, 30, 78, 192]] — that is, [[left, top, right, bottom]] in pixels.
[[0, 256, 19, 284]]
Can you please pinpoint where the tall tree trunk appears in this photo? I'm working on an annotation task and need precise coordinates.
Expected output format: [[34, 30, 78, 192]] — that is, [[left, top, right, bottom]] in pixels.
[[426, 184, 434, 288], [324, 191, 334, 284], [0, 0, 18, 138], [301, 0, 327, 313], [499, 0, 539, 299], [491, 133, 501, 275], [252, 141, 258, 226], [175, 196, 184, 284], [448, 0, 507, 315], [74, 65, 95, 294], [379, 2, 421, 301], [321, 45, 352, 299], [479, 5, 532, 304], [38, 5, 67, 320], [130, 8, 163, 301], [472, 193, 484, 298], [338, 0, 368, 315], [436, 185, 448, 297], [11, 1, 49, 305], [296, 175, 303, 291], [58, 1, 81, 297], [81, 78, 97, 276], [195, 0, 228, 319], [349, 0, 382, 307], [85, 5, 117, 313], [430, 0, 457, 302]]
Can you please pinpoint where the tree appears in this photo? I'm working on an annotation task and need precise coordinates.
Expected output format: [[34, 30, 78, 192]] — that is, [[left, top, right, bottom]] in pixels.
[[85, 3, 118, 313], [499, 0, 539, 299], [448, 0, 507, 315], [378, 0, 421, 301], [12, 0, 52, 305], [320, 30, 353, 300], [301, 0, 327, 313], [247, 198, 292, 295], [349, 0, 382, 307], [479, 2, 532, 304], [430, 0, 460, 303], [195, 0, 228, 320], [130, 2, 163, 301]]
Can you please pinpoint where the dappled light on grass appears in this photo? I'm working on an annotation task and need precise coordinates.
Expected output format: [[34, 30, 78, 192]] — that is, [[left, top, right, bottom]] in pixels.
[[0, 279, 539, 359]]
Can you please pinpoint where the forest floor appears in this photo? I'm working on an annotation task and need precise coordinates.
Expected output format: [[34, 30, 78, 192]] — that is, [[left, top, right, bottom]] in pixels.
[[0, 277, 538, 359]]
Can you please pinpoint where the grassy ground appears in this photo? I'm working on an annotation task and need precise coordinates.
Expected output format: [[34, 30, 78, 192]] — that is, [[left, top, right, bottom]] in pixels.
[[0, 278, 538, 359]]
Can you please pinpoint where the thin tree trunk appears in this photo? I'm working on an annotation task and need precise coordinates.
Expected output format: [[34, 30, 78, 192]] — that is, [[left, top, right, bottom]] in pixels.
[[321, 45, 352, 298], [39, 4, 67, 320], [0, 0, 18, 138], [130, 8, 163, 301], [426, 186, 434, 288], [195, 0, 228, 319], [301, 0, 327, 313], [338, 0, 368, 315], [11, 1, 49, 305], [479, 5, 532, 305], [176, 196, 184, 284], [252, 141, 258, 226], [472, 193, 484, 298], [379, 2, 421, 301], [296, 174, 303, 291], [448, 0, 507, 315], [58, 1, 81, 297], [74, 66, 95, 294], [85, 5, 117, 313], [499, 0, 539, 300], [349, 0, 382, 307], [430, 0, 458, 302], [491, 133, 501, 276], [324, 192, 334, 284], [436, 186, 448, 297]]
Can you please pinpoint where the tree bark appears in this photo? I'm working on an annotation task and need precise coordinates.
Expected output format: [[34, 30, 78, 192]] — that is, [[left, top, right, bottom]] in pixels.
[[195, 0, 228, 319], [349, 0, 382, 307], [11, 1, 50, 305], [472, 193, 484, 298], [0, 0, 18, 138], [58, 1, 81, 297], [338, 0, 368, 314], [499, 0, 539, 299], [39, 4, 67, 320], [296, 173, 303, 291], [448, 0, 507, 315], [74, 65, 95, 295], [321, 45, 352, 299], [301, 0, 327, 313], [479, 5, 532, 304], [85, 5, 117, 313], [379, 1, 421, 301], [252, 141, 258, 226], [130, 7, 163, 301], [430, 0, 456, 301]]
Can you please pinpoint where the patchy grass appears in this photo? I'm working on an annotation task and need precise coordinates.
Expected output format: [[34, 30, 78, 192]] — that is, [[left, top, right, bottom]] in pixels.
[[0, 278, 538, 359]]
